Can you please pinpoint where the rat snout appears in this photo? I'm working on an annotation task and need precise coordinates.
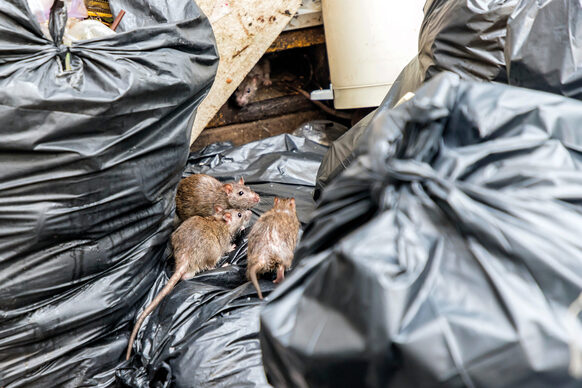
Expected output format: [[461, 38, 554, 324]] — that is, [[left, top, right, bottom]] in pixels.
[[253, 193, 260, 203], [236, 92, 250, 107]]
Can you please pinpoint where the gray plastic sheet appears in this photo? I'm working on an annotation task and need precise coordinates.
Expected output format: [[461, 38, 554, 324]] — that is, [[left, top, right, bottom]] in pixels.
[[261, 73, 582, 388], [0, 0, 218, 386]]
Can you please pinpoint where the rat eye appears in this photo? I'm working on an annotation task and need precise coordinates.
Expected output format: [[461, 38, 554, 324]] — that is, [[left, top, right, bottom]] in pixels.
[[238, 212, 242, 218], [238, 191, 244, 196], [246, 89, 251, 93]]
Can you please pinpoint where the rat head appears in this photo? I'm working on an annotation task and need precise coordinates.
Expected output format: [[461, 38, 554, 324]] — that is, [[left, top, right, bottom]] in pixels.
[[273, 197, 296, 213], [214, 206, 252, 236], [238, 209, 252, 231], [235, 77, 259, 107], [222, 177, 260, 209]]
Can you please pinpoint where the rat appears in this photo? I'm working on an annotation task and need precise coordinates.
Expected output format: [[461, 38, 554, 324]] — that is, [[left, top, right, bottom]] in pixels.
[[246, 197, 300, 299], [234, 59, 272, 107], [175, 174, 260, 221], [126, 207, 252, 360]]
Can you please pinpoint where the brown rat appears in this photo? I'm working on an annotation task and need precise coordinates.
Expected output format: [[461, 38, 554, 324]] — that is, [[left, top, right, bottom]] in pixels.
[[175, 174, 260, 221], [126, 207, 252, 360], [246, 197, 300, 299], [235, 59, 272, 107]]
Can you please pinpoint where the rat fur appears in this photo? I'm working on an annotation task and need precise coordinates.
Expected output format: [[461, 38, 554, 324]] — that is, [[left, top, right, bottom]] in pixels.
[[175, 174, 260, 221], [235, 59, 271, 107], [246, 197, 300, 299], [126, 207, 251, 360]]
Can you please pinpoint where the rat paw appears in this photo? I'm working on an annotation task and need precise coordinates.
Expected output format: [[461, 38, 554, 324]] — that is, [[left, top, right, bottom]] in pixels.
[[229, 244, 236, 252], [263, 79, 272, 86]]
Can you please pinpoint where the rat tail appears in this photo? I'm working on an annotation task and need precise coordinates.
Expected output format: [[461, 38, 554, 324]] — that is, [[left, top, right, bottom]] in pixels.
[[125, 265, 186, 360], [248, 262, 263, 300]]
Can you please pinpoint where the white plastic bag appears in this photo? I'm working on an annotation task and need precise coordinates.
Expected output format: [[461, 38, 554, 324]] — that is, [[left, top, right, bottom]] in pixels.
[[64, 19, 115, 44], [27, 0, 54, 24], [28, 0, 87, 23]]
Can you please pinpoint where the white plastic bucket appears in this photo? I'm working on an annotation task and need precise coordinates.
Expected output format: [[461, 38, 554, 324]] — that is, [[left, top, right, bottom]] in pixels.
[[322, 0, 425, 109]]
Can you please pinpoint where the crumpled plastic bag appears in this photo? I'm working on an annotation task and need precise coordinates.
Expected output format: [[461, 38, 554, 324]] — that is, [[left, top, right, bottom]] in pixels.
[[506, 0, 582, 100], [0, 0, 217, 386], [419, 0, 518, 83], [316, 0, 520, 194], [261, 72, 582, 388]]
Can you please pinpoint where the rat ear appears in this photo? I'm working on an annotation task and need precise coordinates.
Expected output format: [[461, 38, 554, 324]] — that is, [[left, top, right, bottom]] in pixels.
[[223, 212, 232, 223], [238, 177, 244, 185], [214, 205, 223, 214], [289, 198, 295, 208], [273, 197, 279, 205], [223, 183, 233, 194]]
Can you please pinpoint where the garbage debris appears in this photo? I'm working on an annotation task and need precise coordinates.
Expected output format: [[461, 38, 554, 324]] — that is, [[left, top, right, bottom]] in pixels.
[[29, 0, 89, 40], [261, 72, 582, 388], [28, 0, 87, 24], [0, 0, 218, 385], [7, 0, 582, 386], [86, 0, 113, 26], [28, 0, 124, 43], [65, 18, 115, 42], [118, 134, 327, 387], [110, 8, 124, 30]]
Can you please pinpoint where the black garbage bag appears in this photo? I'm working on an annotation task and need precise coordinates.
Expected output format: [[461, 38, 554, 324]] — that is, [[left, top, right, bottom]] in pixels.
[[380, 58, 424, 110], [392, 0, 518, 103], [506, 0, 582, 99], [419, 0, 518, 83], [261, 72, 582, 388], [314, 111, 375, 199], [118, 134, 327, 387], [315, 0, 519, 196], [0, 1, 217, 386]]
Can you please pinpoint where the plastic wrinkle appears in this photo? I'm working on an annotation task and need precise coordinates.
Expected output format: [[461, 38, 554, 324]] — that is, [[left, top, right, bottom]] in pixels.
[[261, 73, 582, 387], [0, 0, 218, 386], [118, 134, 327, 387]]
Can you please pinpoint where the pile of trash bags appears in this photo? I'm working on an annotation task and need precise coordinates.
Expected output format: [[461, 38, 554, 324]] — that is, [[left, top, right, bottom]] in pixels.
[[5, 0, 582, 386], [262, 1, 582, 387], [0, 0, 217, 386]]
